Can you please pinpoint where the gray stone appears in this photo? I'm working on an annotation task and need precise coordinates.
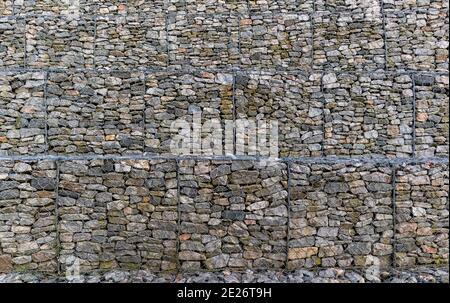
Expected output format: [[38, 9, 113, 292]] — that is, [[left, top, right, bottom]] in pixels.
[[31, 178, 56, 190], [324, 182, 349, 194]]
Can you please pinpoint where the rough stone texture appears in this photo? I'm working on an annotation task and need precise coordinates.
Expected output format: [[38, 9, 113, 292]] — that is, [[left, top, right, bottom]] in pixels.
[[0, 0, 449, 283], [144, 70, 233, 155], [383, 0, 449, 10], [46, 70, 145, 155], [0, 71, 46, 156], [234, 71, 323, 157], [25, 15, 95, 68], [95, 13, 167, 69], [0, 266, 449, 283], [313, 9, 385, 71], [0, 1, 13, 15], [315, 0, 382, 11], [14, 0, 90, 16], [167, 13, 240, 69], [323, 73, 414, 158], [184, 0, 248, 14], [386, 8, 449, 72], [0, 17, 24, 67], [240, 12, 312, 70], [249, 0, 314, 13], [395, 162, 449, 267], [58, 159, 178, 273], [414, 74, 449, 158], [0, 160, 57, 273], [178, 160, 288, 270], [85, 0, 126, 15], [128, 0, 166, 14], [289, 162, 394, 269]]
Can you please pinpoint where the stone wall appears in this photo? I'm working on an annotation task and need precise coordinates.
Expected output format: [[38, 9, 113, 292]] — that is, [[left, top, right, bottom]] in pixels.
[[1, 0, 449, 276], [2, 70, 447, 158], [0, 158, 448, 274]]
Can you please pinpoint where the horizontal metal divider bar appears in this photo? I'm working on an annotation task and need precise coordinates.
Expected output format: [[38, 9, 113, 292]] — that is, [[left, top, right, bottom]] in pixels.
[[0, 154, 448, 165], [2, 7, 448, 19], [0, 67, 448, 77]]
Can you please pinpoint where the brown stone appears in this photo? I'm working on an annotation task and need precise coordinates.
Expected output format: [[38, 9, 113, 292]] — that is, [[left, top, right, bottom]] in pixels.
[[179, 234, 191, 241], [240, 19, 252, 26], [288, 247, 318, 260], [421, 245, 438, 254], [387, 125, 400, 137], [397, 222, 418, 234], [416, 112, 428, 122], [0, 255, 13, 273]]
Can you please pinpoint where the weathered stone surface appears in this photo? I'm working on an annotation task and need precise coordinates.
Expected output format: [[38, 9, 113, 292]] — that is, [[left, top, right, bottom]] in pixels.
[[395, 163, 449, 266], [0, 160, 57, 273], [383, 0, 449, 10], [179, 160, 288, 270], [313, 8, 385, 71], [414, 74, 449, 157], [240, 12, 312, 69], [386, 8, 449, 72], [0, 1, 13, 15], [249, 0, 314, 13], [167, 13, 239, 68], [47, 70, 145, 155], [14, 0, 91, 16], [95, 13, 166, 69], [323, 73, 414, 157], [289, 162, 394, 269], [0, 71, 46, 156], [235, 71, 323, 157], [183, 0, 248, 14], [144, 70, 233, 155], [25, 15, 95, 68], [0, 255, 12, 273], [0, 17, 24, 67], [58, 159, 178, 273]]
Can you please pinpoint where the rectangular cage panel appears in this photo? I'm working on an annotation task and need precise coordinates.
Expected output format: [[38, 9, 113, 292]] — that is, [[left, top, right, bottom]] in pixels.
[[47, 70, 145, 156], [395, 162, 449, 266], [240, 13, 313, 70], [167, 13, 240, 69], [0, 17, 25, 68], [322, 73, 414, 158], [234, 71, 323, 157], [288, 162, 394, 269], [58, 159, 178, 272], [0, 71, 46, 156], [386, 9, 449, 72], [144, 70, 234, 156], [249, 0, 314, 13], [15, 0, 91, 16], [95, 14, 167, 69], [25, 15, 95, 68], [178, 160, 288, 270], [382, 0, 449, 12], [0, 160, 57, 273], [414, 74, 449, 157], [313, 10, 385, 72]]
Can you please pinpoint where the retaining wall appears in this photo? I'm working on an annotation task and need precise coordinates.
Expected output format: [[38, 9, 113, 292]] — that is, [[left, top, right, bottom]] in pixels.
[[1, 1, 449, 275]]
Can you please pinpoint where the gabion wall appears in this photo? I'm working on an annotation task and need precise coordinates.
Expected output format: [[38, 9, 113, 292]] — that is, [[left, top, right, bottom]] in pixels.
[[0, 158, 448, 273], [1, 1, 449, 275]]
